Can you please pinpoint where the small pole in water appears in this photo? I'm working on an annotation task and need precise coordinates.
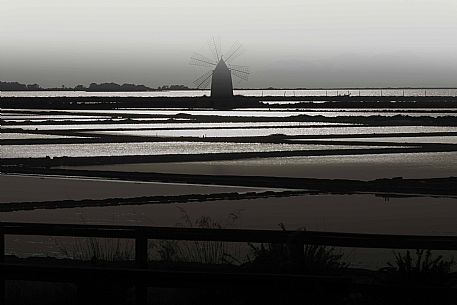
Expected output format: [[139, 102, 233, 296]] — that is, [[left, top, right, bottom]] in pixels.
[[380, 89, 383, 97], [359, 90, 361, 96], [425, 89, 427, 96], [403, 89, 405, 97], [326, 90, 328, 97]]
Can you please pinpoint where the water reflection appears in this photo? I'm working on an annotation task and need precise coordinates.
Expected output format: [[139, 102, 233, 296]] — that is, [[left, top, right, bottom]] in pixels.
[[97, 126, 457, 138], [2, 142, 388, 158]]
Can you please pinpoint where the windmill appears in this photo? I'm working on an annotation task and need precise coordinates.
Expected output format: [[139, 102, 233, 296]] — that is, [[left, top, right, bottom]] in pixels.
[[190, 37, 249, 98]]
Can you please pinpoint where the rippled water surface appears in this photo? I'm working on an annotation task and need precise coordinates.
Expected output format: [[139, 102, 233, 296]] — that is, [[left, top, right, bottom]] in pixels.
[[326, 136, 457, 144], [2, 142, 388, 158], [5, 121, 347, 131], [96, 126, 457, 138], [1, 133, 84, 139], [91, 152, 457, 180]]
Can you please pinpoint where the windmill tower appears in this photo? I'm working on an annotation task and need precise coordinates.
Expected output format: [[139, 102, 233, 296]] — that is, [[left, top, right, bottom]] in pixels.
[[211, 58, 233, 98], [190, 38, 249, 98]]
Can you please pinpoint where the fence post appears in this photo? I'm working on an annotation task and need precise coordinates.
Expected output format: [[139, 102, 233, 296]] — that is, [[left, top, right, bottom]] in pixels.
[[289, 241, 304, 262], [135, 230, 148, 305], [135, 234, 148, 268], [287, 232, 304, 262], [0, 232, 4, 263], [1, 232, 5, 304]]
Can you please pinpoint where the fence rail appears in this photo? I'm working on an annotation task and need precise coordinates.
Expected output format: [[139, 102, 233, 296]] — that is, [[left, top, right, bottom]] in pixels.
[[1, 222, 457, 252]]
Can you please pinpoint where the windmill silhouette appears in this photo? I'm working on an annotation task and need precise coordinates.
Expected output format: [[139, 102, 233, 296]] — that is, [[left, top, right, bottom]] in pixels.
[[190, 37, 249, 98]]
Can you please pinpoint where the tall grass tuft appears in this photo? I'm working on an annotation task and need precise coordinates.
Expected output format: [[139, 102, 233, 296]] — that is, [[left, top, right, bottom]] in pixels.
[[248, 224, 348, 274], [373, 250, 456, 305], [56, 237, 134, 264], [381, 249, 455, 285], [55, 237, 135, 304], [155, 208, 243, 265]]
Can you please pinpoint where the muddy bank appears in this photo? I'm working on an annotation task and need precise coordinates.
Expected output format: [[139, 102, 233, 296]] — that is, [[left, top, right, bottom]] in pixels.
[[2, 95, 457, 110], [2, 114, 457, 126], [0, 190, 305, 212], [0, 174, 268, 203], [2, 167, 456, 196]]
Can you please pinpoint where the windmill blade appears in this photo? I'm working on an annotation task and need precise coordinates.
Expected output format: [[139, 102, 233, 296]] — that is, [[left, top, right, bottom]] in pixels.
[[208, 36, 221, 62], [225, 42, 244, 63], [193, 70, 213, 89], [196, 74, 213, 89], [229, 64, 250, 81], [228, 64, 250, 74], [190, 52, 217, 67], [231, 70, 249, 81]]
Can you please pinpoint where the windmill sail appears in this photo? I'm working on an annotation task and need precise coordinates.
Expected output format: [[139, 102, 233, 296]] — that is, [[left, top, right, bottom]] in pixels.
[[208, 36, 221, 62], [193, 71, 213, 89], [225, 42, 244, 63], [228, 64, 249, 81], [190, 53, 216, 68]]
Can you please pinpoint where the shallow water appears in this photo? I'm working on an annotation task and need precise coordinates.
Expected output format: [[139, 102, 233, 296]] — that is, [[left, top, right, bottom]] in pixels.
[[5, 121, 347, 131], [97, 126, 457, 138], [2, 194, 456, 234], [0, 175, 268, 203], [2, 142, 382, 158], [2, 115, 109, 120], [1, 133, 84, 140], [79, 152, 457, 180], [324, 136, 457, 144]]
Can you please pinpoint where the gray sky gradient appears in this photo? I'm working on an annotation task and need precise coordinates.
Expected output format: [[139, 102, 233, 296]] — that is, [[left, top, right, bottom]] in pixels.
[[1, 0, 456, 88]]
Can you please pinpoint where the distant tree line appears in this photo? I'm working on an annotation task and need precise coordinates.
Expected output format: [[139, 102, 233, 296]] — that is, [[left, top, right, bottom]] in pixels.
[[1, 81, 191, 92], [0, 81, 43, 91], [84, 83, 153, 92], [157, 84, 191, 91]]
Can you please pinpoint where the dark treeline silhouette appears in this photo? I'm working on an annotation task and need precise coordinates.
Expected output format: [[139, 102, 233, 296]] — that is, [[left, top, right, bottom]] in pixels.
[[0, 81, 155, 91], [85, 82, 153, 92], [0, 81, 192, 92], [157, 84, 192, 90], [0, 81, 42, 91]]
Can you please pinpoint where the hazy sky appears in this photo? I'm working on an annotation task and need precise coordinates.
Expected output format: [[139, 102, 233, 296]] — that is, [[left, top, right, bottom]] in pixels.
[[1, 0, 456, 88]]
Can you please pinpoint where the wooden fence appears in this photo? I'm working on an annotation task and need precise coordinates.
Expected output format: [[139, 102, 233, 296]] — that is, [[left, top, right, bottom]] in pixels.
[[1, 222, 456, 304]]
